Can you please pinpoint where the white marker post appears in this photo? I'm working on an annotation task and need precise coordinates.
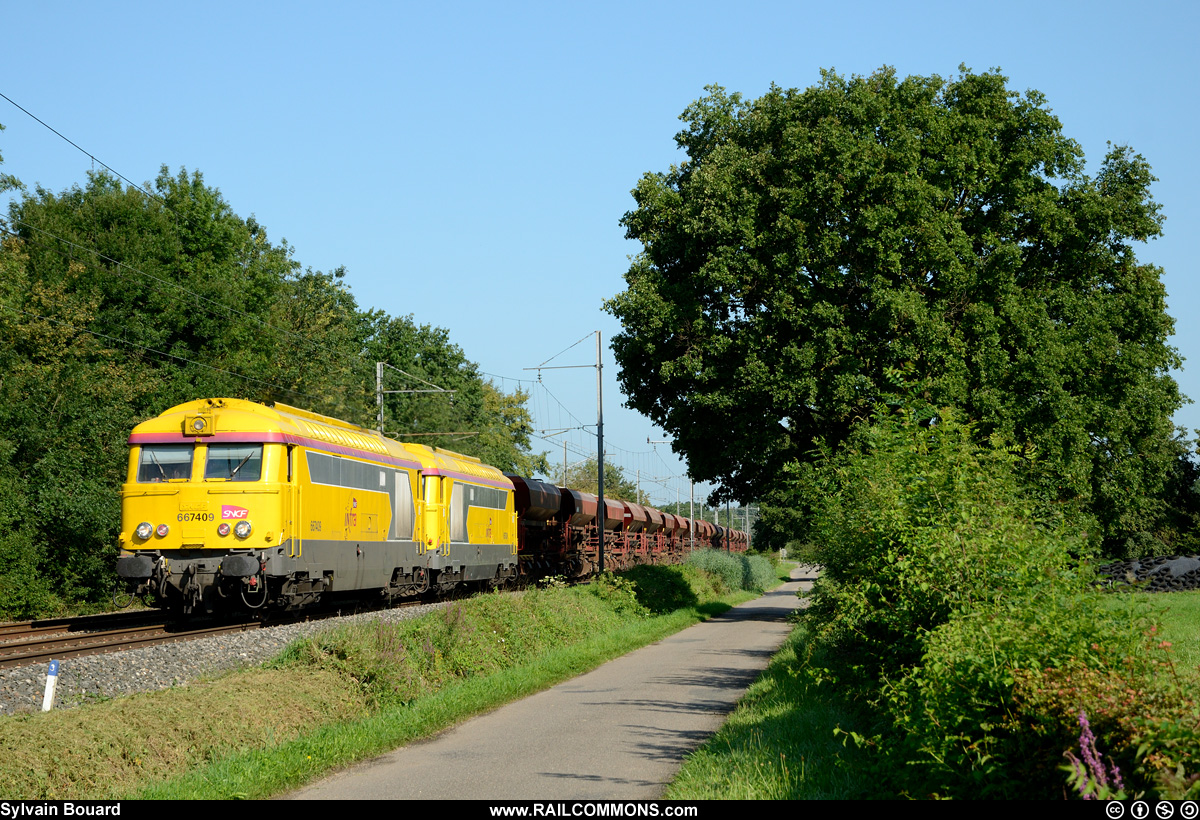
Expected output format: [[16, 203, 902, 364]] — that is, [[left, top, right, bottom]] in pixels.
[[41, 659, 59, 711]]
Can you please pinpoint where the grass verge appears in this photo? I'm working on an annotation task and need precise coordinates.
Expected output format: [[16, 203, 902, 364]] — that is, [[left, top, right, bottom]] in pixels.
[[1129, 590, 1200, 672], [665, 620, 877, 799], [0, 555, 780, 800], [135, 606, 708, 799]]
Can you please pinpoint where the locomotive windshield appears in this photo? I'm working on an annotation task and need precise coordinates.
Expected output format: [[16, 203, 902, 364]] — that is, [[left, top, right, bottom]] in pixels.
[[204, 444, 263, 482], [136, 444, 193, 482]]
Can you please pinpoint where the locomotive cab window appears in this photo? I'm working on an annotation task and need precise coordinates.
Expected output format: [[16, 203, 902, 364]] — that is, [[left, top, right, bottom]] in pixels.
[[204, 444, 263, 482], [137, 444, 193, 483]]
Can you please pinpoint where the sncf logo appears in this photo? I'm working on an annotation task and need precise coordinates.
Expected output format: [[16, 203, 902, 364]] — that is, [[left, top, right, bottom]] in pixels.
[[221, 505, 250, 519]]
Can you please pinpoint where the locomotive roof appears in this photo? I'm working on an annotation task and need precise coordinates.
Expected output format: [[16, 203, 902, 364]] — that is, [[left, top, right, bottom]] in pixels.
[[129, 398, 511, 487]]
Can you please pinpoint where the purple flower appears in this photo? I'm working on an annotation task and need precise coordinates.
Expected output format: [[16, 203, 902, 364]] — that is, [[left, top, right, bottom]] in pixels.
[[1067, 710, 1125, 800]]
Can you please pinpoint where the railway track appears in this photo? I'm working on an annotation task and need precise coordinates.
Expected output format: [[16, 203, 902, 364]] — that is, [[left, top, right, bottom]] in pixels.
[[0, 597, 434, 671], [0, 612, 266, 670], [0, 610, 165, 641]]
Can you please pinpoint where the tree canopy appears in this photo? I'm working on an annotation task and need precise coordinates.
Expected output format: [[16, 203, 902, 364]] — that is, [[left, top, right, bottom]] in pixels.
[[605, 67, 1186, 550], [0, 122, 19, 194]]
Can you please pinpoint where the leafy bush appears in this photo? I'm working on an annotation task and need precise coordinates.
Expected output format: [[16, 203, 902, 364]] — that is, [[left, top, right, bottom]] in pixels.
[[801, 402, 1164, 797], [586, 571, 649, 617], [782, 540, 820, 564], [881, 586, 1157, 796], [685, 549, 741, 593], [1007, 635, 1200, 799], [617, 565, 694, 614], [743, 554, 777, 591]]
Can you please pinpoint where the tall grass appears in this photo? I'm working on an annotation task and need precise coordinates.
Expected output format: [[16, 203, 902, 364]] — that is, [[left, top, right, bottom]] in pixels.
[[274, 582, 641, 710], [667, 624, 876, 799], [685, 549, 776, 594]]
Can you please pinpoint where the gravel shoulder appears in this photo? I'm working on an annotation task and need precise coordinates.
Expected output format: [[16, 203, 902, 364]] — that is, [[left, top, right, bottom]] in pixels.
[[0, 602, 446, 715]]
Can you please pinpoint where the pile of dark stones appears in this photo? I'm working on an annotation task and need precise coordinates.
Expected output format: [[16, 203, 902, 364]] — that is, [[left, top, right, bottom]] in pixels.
[[1096, 555, 1200, 593]]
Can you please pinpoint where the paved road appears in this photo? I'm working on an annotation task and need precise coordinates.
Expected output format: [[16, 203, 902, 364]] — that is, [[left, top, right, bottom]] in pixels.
[[287, 567, 815, 800]]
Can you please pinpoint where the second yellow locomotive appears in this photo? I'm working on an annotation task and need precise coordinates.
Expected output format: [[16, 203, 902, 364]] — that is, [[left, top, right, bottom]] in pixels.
[[115, 398, 518, 613]]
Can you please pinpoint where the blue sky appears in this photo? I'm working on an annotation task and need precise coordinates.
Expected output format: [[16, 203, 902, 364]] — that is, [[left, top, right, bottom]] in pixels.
[[2, 0, 1197, 511]]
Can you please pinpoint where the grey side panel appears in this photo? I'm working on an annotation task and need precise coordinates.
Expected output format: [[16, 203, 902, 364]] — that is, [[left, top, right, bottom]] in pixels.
[[448, 542, 519, 581], [148, 536, 517, 598], [266, 538, 422, 591], [306, 451, 390, 494], [450, 482, 510, 544], [270, 539, 516, 588], [394, 472, 415, 540]]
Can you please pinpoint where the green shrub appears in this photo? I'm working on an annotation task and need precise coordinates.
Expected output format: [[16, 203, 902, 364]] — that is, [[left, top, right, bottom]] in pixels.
[[783, 540, 820, 564], [618, 565, 695, 614], [685, 549, 741, 593], [799, 402, 1161, 797], [742, 554, 776, 591], [587, 571, 649, 617], [881, 585, 1155, 797]]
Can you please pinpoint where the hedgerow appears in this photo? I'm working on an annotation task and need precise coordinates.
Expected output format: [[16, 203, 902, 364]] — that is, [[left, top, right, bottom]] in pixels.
[[800, 401, 1195, 798]]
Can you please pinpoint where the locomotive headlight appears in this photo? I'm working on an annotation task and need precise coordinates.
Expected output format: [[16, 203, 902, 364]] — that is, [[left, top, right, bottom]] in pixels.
[[155, 524, 170, 538], [217, 523, 231, 537], [234, 521, 252, 539], [136, 522, 153, 540]]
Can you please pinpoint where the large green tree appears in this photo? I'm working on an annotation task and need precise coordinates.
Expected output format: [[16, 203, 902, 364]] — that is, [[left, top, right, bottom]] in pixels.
[[0, 121, 19, 194], [605, 67, 1185, 550]]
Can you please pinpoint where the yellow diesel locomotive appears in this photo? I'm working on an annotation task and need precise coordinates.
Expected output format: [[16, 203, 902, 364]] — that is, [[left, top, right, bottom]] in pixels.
[[115, 398, 518, 613]]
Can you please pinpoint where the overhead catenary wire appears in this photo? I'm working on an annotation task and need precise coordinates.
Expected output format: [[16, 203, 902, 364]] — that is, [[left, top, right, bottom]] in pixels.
[[532, 331, 595, 370], [377, 360, 453, 393], [0, 91, 173, 211], [481, 365, 707, 507]]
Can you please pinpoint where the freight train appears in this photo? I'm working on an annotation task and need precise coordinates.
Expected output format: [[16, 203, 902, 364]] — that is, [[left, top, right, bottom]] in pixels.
[[115, 398, 747, 614]]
